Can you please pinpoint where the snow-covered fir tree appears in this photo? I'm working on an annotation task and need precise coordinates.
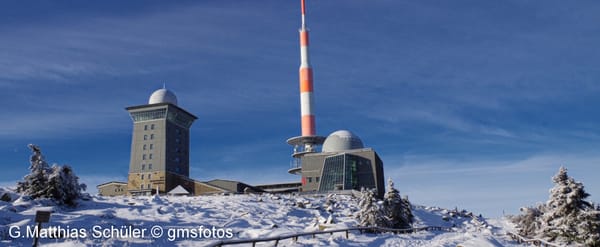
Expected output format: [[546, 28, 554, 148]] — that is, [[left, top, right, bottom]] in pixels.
[[383, 178, 413, 229], [512, 205, 544, 237], [576, 208, 600, 247], [47, 165, 87, 206], [402, 195, 413, 224], [356, 188, 387, 228], [541, 166, 598, 244], [16, 144, 51, 199], [513, 166, 600, 246], [15, 144, 86, 206]]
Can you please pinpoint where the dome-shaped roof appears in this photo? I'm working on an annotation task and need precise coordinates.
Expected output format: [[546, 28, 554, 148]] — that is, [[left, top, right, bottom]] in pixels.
[[322, 130, 364, 152], [149, 88, 178, 105]]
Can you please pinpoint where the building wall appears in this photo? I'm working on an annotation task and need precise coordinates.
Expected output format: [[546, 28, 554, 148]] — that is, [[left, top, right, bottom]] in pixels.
[[204, 180, 261, 193], [301, 154, 327, 192], [166, 172, 195, 194], [126, 103, 196, 196], [165, 120, 190, 177], [98, 183, 127, 196], [127, 171, 167, 194], [194, 181, 226, 195]]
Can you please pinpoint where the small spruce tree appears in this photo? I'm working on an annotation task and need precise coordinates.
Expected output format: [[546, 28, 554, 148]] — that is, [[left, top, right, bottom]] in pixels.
[[16, 144, 51, 199], [542, 167, 594, 243], [47, 165, 87, 206], [356, 188, 387, 228], [512, 205, 544, 237], [383, 178, 413, 229]]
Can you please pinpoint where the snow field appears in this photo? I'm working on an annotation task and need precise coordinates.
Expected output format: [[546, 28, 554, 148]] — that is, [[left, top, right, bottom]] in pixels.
[[0, 191, 523, 246]]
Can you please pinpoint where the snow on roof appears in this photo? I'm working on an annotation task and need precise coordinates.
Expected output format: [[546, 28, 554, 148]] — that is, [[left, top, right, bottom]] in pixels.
[[167, 185, 189, 195], [96, 181, 127, 188]]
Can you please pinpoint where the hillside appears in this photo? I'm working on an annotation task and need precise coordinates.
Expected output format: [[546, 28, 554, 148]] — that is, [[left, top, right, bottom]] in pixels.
[[0, 189, 523, 246]]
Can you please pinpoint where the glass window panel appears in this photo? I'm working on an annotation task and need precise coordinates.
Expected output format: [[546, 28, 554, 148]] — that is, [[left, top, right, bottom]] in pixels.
[[319, 154, 345, 192]]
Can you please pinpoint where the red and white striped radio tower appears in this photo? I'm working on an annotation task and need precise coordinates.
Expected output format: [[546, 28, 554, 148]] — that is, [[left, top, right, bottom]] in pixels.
[[287, 0, 326, 175]]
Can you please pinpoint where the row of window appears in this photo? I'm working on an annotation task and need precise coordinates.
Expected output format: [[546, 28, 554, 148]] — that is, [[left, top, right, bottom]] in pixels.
[[114, 188, 124, 192], [142, 154, 153, 160], [131, 109, 166, 122], [140, 173, 152, 180], [144, 124, 155, 130], [306, 177, 320, 183], [140, 184, 152, 190], [143, 144, 154, 150], [143, 134, 155, 140], [141, 163, 153, 170]]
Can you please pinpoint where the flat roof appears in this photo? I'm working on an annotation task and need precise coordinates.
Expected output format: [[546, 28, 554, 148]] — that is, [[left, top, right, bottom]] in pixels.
[[126, 102, 198, 119], [96, 181, 127, 188]]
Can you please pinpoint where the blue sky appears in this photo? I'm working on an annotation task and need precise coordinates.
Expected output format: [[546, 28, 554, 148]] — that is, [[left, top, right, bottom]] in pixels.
[[1, 0, 600, 217]]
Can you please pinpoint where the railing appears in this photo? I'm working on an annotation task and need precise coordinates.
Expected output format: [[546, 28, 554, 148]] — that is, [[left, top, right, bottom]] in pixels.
[[506, 232, 560, 247], [206, 225, 453, 247], [289, 158, 301, 169]]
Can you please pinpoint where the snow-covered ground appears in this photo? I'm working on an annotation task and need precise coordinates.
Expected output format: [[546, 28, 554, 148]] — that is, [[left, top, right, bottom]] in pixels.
[[0, 188, 523, 246]]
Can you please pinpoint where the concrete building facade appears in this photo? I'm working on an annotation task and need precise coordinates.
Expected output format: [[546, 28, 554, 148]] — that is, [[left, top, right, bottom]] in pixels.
[[126, 88, 197, 196], [96, 181, 128, 196]]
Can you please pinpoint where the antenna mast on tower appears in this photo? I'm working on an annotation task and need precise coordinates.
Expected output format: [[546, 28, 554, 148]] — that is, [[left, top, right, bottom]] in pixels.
[[287, 0, 325, 175]]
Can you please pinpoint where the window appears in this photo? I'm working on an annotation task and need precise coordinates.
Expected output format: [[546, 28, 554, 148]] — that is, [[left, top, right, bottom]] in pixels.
[[151, 124, 155, 130], [316, 177, 320, 183], [176, 138, 180, 144], [147, 184, 151, 189], [141, 174, 144, 179], [148, 174, 151, 180], [140, 184, 144, 190], [143, 144, 147, 150], [319, 155, 345, 192], [144, 125, 148, 130], [150, 144, 153, 150], [142, 164, 146, 170], [142, 154, 146, 160], [174, 157, 180, 163], [308, 177, 313, 183], [319, 154, 374, 193], [130, 109, 166, 122], [149, 154, 153, 160], [150, 134, 154, 140], [148, 164, 153, 170], [144, 135, 148, 140]]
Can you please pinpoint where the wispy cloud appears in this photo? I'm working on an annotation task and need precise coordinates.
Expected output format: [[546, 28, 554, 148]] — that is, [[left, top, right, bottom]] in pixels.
[[383, 152, 600, 217], [0, 1, 298, 140]]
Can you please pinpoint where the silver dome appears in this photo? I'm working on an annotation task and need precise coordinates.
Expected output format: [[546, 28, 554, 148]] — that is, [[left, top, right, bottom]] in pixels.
[[322, 130, 364, 152], [149, 88, 178, 105]]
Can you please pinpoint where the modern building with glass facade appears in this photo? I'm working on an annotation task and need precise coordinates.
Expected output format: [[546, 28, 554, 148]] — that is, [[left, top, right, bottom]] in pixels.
[[297, 130, 385, 197]]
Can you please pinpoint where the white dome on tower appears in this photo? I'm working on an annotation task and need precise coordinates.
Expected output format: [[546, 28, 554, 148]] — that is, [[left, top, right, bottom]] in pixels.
[[149, 88, 178, 105], [322, 130, 364, 153]]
